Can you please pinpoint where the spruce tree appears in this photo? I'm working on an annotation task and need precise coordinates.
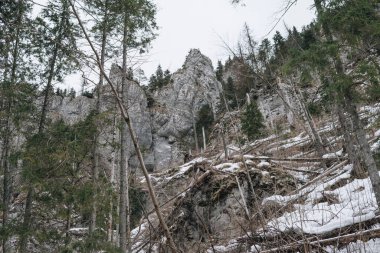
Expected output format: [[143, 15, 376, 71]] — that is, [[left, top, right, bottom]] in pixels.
[[19, 1, 81, 251], [241, 102, 265, 141]]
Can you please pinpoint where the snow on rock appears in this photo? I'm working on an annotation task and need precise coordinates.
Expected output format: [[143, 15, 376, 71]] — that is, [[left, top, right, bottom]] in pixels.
[[248, 134, 278, 147], [215, 162, 241, 173], [318, 122, 336, 134], [250, 245, 261, 253], [164, 157, 209, 181], [267, 133, 309, 152], [206, 239, 239, 253], [68, 227, 88, 236], [360, 103, 380, 115], [257, 160, 271, 169], [322, 149, 343, 158], [371, 139, 380, 152]]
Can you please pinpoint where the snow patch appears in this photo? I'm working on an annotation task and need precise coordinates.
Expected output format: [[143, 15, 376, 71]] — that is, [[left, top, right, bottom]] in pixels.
[[257, 160, 270, 168], [325, 238, 380, 253], [215, 162, 241, 173], [322, 149, 343, 158], [264, 165, 379, 235]]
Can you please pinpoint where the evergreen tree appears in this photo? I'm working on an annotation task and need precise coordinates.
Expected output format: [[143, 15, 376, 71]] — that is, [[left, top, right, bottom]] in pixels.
[[20, 116, 119, 252], [215, 60, 224, 82], [80, 0, 120, 236], [19, 1, 81, 251], [0, 1, 37, 251], [148, 65, 171, 91], [225, 77, 238, 109], [241, 101, 265, 141]]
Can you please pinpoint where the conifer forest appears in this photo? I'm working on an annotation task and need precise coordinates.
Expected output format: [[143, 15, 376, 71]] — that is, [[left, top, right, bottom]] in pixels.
[[1, 0, 380, 252]]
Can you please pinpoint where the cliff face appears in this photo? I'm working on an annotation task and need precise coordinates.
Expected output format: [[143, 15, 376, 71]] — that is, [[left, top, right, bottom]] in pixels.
[[48, 49, 223, 173], [47, 49, 320, 175], [221, 58, 320, 131], [150, 49, 223, 170]]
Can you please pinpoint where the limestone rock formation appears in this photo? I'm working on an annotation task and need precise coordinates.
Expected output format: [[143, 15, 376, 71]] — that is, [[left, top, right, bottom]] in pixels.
[[47, 49, 223, 173], [150, 49, 223, 170]]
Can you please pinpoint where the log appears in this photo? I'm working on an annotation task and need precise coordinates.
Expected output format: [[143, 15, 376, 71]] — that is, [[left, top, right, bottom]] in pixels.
[[242, 156, 341, 163], [260, 227, 380, 253], [293, 160, 348, 194], [273, 162, 321, 175]]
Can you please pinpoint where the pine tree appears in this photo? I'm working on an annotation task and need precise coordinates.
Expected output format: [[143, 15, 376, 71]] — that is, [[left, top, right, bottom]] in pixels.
[[19, 1, 81, 251], [316, 0, 380, 204]]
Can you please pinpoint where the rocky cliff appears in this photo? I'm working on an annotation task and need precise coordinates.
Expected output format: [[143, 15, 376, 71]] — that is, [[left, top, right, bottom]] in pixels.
[[150, 49, 223, 170], [48, 49, 223, 174]]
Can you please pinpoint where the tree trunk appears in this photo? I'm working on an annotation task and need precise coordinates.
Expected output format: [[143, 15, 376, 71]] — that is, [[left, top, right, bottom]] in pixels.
[[69, 3, 178, 251], [89, 0, 110, 235], [108, 112, 117, 242], [344, 98, 380, 207], [289, 78, 326, 167], [202, 126, 206, 152], [335, 103, 362, 175], [192, 110, 199, 153], [2, 133, 11, 253], [119, 12, 131, 253], [221, 129, 229, 160], [2, 2, 24, 250], [313, 0, 380, 207]]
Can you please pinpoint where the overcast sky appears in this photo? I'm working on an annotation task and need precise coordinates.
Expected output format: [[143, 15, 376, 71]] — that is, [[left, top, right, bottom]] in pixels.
[[34, 0, 316, 90], [146, 0, 315, 77]]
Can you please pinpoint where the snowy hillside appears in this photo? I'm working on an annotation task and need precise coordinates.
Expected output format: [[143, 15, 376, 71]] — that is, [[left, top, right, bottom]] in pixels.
[[129, 103, 380, 253]]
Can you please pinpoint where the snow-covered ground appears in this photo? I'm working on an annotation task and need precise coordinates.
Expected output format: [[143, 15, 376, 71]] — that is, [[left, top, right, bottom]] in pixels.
[[264, 164, 378, 235], [133, 103, 380, 253]]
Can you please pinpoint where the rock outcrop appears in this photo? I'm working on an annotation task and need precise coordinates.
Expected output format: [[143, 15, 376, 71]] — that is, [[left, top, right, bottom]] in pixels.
[[150, 49, 223, 170], [47, 49, 223, 173]]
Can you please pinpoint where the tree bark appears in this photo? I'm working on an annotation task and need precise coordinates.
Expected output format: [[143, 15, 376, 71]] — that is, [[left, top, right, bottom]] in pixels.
[[335, 103, 362, 175], [119, 11, 131, 253], [344, 98, 380, 207], [89, 0, 110, 235], [69, 3, 178, 251]]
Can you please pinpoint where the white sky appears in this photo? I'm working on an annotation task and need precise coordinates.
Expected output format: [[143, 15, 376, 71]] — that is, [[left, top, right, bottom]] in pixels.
[[146, 0, 315, 76], [34, 0, 316, 90]]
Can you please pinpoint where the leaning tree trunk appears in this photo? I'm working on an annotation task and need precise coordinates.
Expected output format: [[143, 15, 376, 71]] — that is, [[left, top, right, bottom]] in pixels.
[[335, 103, 362, 175], [344, 97, 380, 206], [313, 0, 380, 208], [69, 2, 178, 251], [288, 78, 326, 168]]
